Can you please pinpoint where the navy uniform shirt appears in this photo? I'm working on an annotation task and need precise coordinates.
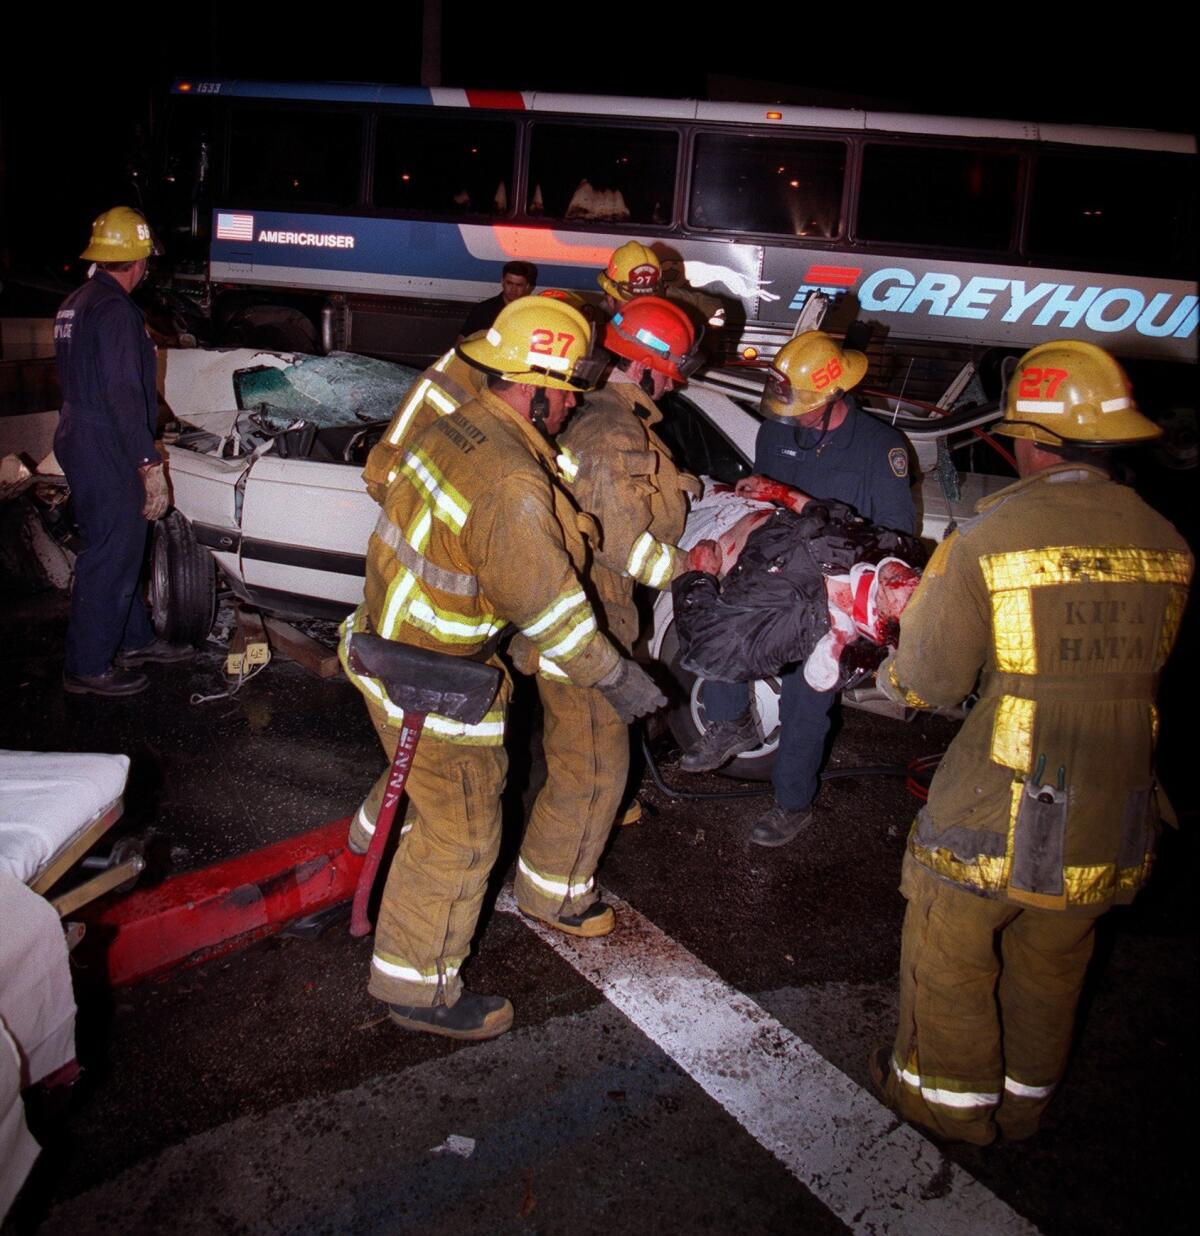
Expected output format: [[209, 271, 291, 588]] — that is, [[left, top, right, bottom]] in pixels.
[[754, 394, 916, 535], [54, 271, 158, 470]]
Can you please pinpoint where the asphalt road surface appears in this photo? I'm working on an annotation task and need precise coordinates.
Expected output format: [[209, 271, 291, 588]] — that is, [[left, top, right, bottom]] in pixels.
[[2, 593, 1195, 1235]]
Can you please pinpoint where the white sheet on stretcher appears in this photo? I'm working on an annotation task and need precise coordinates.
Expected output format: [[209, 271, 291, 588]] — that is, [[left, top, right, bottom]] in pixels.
[[0, 751, 130, 885], [678, 480, 773, 551]]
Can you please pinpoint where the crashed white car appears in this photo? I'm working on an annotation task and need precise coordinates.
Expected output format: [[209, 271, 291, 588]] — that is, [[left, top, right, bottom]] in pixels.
[[155, 347, 415, 643], [157, 347, 1008, 775]]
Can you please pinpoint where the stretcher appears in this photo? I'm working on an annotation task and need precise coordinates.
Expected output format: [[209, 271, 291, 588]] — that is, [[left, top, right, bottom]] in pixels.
[[0, 750, 140, 916]]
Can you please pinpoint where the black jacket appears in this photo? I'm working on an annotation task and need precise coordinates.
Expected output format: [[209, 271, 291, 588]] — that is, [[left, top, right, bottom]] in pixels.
[[459, 292, 507, 338]]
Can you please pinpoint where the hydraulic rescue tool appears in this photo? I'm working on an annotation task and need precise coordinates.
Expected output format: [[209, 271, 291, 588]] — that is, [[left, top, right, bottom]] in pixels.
[[346, 633, 502, 938]]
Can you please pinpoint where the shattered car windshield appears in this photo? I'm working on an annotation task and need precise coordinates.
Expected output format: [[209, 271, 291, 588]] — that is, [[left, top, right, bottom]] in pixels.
[[173, 351, 422, 458]]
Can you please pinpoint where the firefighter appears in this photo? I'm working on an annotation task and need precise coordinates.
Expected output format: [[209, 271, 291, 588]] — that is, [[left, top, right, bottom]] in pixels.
[[597, 240, 723, 337], [523, 296, 702, 832], [683, 331, 915, 848], [54, 206, 192, 697], [349, 341, 486, 856], [340, 296, 665, 1040], [873, 340, 1191, 1145], [559, 296, 703, 647], [351, 293, 643, 856], [354, 343, 491, 855], [597, 241, 662, 313], [502, 294, 693, 898]]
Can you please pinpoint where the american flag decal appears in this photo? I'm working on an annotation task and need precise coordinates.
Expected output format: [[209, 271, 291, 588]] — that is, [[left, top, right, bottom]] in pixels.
[[216, 212, 255, 241], [804, 265, 860, 287]]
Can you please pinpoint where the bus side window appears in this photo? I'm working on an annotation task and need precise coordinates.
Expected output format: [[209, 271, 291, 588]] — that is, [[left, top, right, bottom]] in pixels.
[[687, 133, 845, 239], [228, 108, 362, 207], [374, 115, 516, 217], [856, 144, 1018, 251], [526, 124, 678, 226], [1027, 151, 1196, 275]]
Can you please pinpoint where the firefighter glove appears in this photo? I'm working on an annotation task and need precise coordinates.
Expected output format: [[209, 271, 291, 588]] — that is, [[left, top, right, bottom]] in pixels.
[[141, 463, 169, 520], [597, 656, 667, 723]]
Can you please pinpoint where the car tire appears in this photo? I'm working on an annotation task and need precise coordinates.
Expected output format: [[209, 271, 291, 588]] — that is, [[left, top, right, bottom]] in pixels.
[[659, 622, 780, 782], [151, 511, 216, 647]]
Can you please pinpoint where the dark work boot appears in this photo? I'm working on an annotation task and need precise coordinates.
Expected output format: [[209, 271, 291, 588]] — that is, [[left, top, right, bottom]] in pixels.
[[679, 712, 761, 773], [63, 666, 149, 697], [618, 797, 643, 826], [115, 638, 196, 666], [748, 803, 813, 847], [868, 1046, 893, 1099], [520, 900, 615, 938], [388, 991, 514, 1041]]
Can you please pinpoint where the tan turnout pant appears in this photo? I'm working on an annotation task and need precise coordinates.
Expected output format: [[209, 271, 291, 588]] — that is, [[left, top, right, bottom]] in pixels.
[[883, 856, 1100, 1144]]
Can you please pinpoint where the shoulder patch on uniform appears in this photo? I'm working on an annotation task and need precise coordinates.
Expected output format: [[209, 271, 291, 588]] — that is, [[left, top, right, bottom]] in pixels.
[[888, 447, 908, 479]]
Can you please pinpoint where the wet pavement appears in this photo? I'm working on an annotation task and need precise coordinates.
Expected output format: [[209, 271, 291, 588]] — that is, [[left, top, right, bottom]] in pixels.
[[1, 587, 1196, 1235], [3, 594, 379, 873]]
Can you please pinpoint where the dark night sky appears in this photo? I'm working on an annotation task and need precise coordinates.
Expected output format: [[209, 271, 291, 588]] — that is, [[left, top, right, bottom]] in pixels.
[[1, 4, 1194, 281]]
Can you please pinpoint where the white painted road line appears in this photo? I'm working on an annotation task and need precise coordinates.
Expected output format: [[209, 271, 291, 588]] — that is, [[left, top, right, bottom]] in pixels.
[[501, 887, 1040, 1236]]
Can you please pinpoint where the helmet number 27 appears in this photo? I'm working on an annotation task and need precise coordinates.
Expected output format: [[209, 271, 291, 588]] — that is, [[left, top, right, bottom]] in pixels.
[[1018, 367, 1068, 400], [530, 329, 577, 356]]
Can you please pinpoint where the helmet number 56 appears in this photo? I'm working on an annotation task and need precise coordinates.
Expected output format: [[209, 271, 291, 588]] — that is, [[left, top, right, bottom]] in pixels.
[[812, 357, 843, 390]]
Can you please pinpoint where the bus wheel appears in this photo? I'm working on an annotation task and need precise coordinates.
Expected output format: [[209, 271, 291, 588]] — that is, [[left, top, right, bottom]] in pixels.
[[151, 511, 216, 647], [658, 623, 780, 782]]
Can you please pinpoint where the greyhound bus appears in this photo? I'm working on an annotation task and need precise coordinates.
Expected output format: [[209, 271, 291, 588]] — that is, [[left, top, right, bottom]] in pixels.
[[151, 77, 1196, 408]]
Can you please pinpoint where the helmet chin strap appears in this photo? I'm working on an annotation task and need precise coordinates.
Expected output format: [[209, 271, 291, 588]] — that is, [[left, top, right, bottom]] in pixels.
[[529, 386, 552, 437], [640, 368, 657, 397], [795, 394, 838, 453]]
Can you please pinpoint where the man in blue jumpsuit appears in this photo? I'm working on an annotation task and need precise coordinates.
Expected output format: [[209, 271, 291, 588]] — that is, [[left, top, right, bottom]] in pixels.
[[683, 331, 915, 846], [55, 206, 189, 697]]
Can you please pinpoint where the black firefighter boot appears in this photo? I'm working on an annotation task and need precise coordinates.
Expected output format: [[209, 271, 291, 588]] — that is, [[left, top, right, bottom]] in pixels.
[[388, 991, 514, 1041]]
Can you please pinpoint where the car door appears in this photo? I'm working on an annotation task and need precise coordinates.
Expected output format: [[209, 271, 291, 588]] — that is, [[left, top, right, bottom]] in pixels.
[[238, 454, 377, 619]]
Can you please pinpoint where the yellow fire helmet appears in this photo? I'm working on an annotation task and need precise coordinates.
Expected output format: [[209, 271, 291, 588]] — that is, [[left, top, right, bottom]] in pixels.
[[597, 241, 662, 304], [80, 206, 161, 262], [538, 288, 588, 312], [457, 297, 606, 391], [995, 340, 1161, 446], [761, 330, 868, 421]]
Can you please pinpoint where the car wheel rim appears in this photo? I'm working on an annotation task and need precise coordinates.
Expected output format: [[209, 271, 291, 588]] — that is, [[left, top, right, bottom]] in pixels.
[[687, 675, 781, 759]]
